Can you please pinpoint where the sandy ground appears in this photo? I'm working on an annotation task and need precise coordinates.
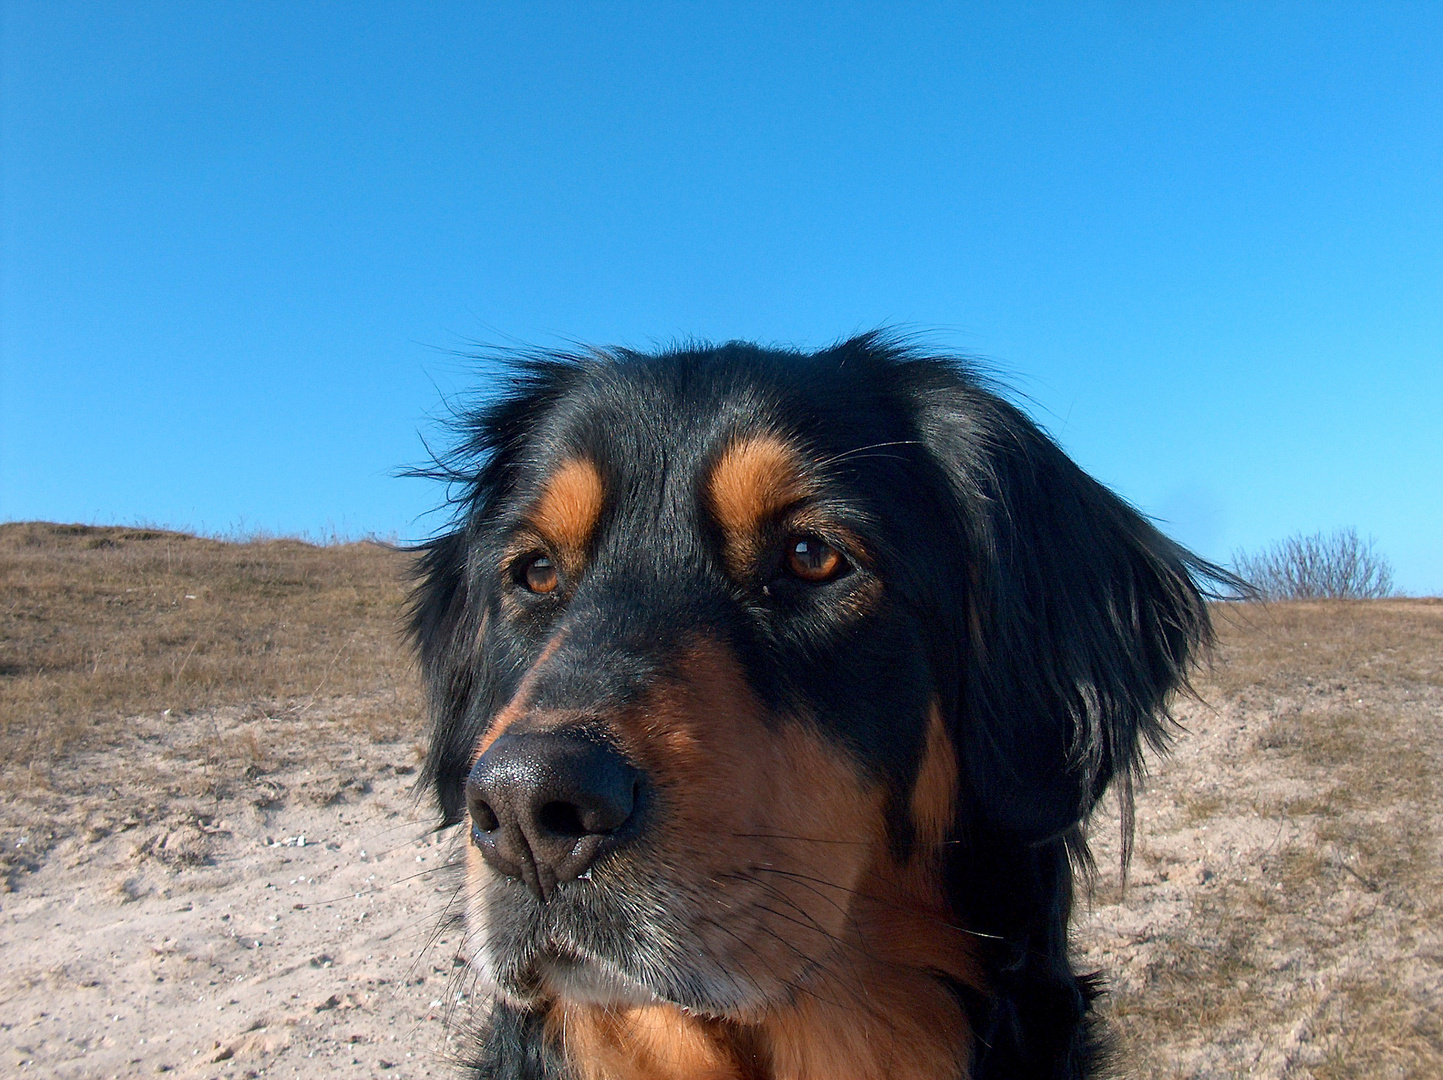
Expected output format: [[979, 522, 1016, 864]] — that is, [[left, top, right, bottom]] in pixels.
[[1, 701, 475, 1079], [4, 603, 1441, 1079], [1074, 608, 1443, 1078]]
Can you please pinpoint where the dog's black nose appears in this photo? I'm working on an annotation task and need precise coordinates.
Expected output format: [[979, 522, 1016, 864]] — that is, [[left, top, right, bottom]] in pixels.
[[465, 732, 641, 901]]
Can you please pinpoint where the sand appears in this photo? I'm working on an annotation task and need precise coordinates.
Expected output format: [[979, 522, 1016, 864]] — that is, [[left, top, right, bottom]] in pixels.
[[2, 701, 473, 1079], [5, 601, 1441, 1078]]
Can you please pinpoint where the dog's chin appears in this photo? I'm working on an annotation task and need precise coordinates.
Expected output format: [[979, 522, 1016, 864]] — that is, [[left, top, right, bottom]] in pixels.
[[474, 879, 783, 1016], [487, 943, 666, 1010], [536, 949, 665, 1008], [491, 943, 766, 1019]]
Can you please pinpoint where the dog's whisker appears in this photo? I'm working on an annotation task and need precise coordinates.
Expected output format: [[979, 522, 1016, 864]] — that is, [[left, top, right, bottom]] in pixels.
[[300, 858, 462, 909], [695, 913, 847, 1012], [743, 865, 1002, 941], [730, 869, 896, 987], [405, 879, 468, 984], [727, 831, 871, 845], [816, 439, 924, 468], [692, 914, 782, 1006]]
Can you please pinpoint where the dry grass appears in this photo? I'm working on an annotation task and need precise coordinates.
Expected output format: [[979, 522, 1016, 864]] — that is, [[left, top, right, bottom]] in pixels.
[[1081, 600, 1443, 1079], [1205, 599, 1443, 696], [0, 522, 422, 787], [4, 526, 1440, 1076]]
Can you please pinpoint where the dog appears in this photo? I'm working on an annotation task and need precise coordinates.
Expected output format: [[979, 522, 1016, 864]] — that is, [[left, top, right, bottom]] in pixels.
[[409, 333, 1222, 1079]]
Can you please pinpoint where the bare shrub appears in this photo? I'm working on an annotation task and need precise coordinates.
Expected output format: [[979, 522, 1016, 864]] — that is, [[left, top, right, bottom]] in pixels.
[[1232, 528, 1396, 600]]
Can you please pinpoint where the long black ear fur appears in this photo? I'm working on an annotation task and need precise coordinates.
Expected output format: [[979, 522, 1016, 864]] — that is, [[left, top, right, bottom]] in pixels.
[[410, 527, 484, 825], [911, 364, 1224, 844], [898, 354, 1234, 1079]]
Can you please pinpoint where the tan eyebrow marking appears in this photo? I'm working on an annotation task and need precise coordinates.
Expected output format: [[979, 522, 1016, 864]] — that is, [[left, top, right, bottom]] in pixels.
[[527, 458, 605, 556], [707, 434, 810, 575]]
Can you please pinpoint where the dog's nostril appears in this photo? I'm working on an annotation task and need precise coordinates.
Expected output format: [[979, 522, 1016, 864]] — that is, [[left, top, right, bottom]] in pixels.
[[470, 798, 500, 832], [537, 801, 588, 838]]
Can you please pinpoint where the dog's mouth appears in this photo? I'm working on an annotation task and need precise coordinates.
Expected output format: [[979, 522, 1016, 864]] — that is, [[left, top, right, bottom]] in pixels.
[[482, 920, 678, 1012], [475, 878, 774, 1016], [473, 872, 668, 1005]]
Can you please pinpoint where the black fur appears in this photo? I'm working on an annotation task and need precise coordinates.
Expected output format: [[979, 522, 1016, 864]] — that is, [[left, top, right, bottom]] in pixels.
[[459, 1006, 569, 1079], [409, 334, 1230, 1079]]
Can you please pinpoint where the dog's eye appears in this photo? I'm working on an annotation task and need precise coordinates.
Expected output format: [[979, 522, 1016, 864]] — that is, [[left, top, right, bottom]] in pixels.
[[521, 555, 559, 594], [784, 536, 845, 583]]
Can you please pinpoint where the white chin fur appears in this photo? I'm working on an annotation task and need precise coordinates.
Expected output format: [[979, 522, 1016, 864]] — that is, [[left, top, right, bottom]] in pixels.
[[539, 953, 664, 1008]]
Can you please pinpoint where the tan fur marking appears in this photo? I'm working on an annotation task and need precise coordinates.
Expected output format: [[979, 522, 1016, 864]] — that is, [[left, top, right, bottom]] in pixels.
[[529, 457, 605, 556], [548, 1003, 747, 1080], [539, 641, 981, 1080], [708, 435, 808, 574], [910, 703, 958, 857], [618, 641, 881, 996], [470, 632, 566, 763]]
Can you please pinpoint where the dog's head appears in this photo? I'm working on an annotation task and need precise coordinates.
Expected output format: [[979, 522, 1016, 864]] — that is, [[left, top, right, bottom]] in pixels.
[[411, 335, 1216, 1075]]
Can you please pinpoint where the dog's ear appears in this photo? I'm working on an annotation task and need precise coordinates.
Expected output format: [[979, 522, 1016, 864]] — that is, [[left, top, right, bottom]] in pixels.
[[408, 353, 589, 824], [410, 526, 488, 824], [913, 373, 1222, 843]]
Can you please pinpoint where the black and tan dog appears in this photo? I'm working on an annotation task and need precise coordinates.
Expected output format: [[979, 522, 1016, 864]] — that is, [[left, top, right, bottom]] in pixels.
[[410, 334, 1222, 1079]]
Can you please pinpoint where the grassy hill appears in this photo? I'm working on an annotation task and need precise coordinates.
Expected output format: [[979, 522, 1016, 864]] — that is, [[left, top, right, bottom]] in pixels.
[[0, 521, 421, 784], [2, 523, 1440, 1077]]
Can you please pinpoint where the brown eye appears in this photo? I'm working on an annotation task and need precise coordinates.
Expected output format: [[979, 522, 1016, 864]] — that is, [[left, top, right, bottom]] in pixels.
[[522, 555, 559, 594], [785, 536, 844, 583]]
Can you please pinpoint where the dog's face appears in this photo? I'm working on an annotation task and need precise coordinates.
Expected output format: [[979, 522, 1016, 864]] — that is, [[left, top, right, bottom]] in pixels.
[[411, 337, 1214, 1076]]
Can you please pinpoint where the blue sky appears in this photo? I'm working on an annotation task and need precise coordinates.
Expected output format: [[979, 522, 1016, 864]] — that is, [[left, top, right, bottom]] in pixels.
[[3, 3, 1440, 592]]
